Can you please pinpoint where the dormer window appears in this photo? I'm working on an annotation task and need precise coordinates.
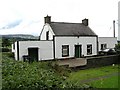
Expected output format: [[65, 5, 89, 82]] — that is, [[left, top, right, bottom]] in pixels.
[[46, 31, 49, 40]]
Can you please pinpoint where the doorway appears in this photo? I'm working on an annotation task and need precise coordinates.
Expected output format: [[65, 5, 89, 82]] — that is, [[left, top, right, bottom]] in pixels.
[[28, 47, 38, 62], [75, 45, 82, 58]]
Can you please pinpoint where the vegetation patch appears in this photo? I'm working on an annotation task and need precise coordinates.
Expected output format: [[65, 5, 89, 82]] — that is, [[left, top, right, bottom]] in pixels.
[[89, 75, 119, 88], [2, 52, 120, 89], [2, 53, 79, 89], [66, 65, 120, 88]]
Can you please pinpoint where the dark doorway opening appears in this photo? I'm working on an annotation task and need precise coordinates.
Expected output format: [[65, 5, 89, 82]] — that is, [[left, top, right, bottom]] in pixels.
[[75, 45, 82, 58], [28, 48, 38, 62]]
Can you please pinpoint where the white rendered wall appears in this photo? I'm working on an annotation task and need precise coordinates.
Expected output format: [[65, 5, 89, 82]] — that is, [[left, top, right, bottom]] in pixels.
[[98, 37, 117, 51], [18, 41, 53, 61], [55, 36, 97, 59], [40, 24, 55, 40], [11, 44, 15, 53]]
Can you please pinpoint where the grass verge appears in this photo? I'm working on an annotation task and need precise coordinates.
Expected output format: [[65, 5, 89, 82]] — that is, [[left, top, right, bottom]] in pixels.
[[66, 64, 120, 88]]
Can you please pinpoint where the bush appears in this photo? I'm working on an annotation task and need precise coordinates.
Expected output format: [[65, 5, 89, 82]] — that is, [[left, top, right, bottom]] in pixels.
[[3, 52, 14, 58], [0, 47, 10, 52], [115, 43, 120, 54], [2, 53, 80, 89], [2, 55, 63, 90], [2, 60, 61, 89]]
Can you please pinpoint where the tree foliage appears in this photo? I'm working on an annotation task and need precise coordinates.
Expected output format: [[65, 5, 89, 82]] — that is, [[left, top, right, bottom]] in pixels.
[[2, 38, 11, 47], [115, 43, 120, 54]]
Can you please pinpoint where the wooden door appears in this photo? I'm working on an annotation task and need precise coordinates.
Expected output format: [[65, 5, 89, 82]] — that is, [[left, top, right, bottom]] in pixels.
[[28, 48, 38, 62], [75, 45, 82, 58]]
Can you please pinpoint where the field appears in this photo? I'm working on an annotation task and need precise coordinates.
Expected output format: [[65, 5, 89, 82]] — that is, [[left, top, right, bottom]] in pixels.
[[2, 52, 120, 89]]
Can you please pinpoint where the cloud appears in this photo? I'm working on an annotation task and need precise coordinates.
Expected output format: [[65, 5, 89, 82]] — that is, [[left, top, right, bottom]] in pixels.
[[0, 0, 119, 37], [0, 19, 43, 36], [0, 19, 22, 30]]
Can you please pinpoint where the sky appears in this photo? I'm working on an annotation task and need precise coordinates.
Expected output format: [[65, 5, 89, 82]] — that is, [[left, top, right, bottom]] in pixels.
[[0, 0, 119, 37]]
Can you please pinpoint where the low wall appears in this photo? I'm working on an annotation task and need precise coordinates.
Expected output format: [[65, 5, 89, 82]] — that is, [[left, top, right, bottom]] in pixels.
[[85, 55, 120, 68]]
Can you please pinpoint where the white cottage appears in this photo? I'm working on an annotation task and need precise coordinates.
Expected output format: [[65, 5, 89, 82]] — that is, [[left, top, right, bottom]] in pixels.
[[12, 16, 117, 61]]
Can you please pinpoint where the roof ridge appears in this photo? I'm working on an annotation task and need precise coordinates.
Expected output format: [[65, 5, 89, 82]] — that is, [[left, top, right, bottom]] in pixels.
[[51, 22, 82, 24]]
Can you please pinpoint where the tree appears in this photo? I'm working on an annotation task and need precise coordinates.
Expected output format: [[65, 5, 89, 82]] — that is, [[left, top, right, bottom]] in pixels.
[[2, 38, 11, 47]]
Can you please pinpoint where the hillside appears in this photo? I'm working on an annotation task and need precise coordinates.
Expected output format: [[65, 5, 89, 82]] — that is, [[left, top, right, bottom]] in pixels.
[[0, 34, 39, 40]]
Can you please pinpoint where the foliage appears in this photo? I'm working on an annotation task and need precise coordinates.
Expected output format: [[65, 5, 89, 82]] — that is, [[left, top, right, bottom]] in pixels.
[[115, 43, 120, 54], [2, 38, 11, 47], [0, 47, 11, 52], [51, 63, 71, 77], [2, 53, 80, 89], [3, 52, 119, 89]]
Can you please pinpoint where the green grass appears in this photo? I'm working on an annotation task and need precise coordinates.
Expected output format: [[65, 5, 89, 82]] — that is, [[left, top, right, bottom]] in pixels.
[[67, 65, 119, 81], [66, 65, 120, 88], [89, 75, 119, 88]]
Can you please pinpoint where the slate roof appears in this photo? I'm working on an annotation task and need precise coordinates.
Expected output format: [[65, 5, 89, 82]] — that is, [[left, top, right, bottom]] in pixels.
[[50, 22, 97, 36]]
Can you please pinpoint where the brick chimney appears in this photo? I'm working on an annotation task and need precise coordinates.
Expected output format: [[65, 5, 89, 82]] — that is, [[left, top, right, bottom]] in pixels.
[[44, 15, 51, 24], [82, 18, 88, 26]]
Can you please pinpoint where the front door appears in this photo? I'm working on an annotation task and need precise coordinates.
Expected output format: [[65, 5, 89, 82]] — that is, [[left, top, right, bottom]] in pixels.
[[75, 45, 82, 58], [28, 48, 38, 62]]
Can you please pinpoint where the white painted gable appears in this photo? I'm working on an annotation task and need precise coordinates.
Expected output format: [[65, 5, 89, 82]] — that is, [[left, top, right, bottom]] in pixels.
[[40, 23, 55, 40]]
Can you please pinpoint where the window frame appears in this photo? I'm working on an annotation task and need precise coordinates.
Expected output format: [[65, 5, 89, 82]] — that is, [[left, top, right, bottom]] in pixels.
[[87, 44, 92, 55], [101, 44, 107, 50], [62, 45, 69, 57]]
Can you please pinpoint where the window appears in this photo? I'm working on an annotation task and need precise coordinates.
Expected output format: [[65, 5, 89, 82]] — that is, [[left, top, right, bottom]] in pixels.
[[62, 45, 69, 57], [101, 44, 107, 50], [87, 44, 92, 55], [46, 31, 49, 40]]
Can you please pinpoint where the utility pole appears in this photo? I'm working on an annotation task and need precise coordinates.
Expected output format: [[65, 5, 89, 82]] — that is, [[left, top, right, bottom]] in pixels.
[[113, 20, 115, 37]]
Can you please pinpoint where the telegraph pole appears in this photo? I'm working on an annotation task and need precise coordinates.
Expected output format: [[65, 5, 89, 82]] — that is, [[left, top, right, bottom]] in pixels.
[[113, 20, 115, 37]]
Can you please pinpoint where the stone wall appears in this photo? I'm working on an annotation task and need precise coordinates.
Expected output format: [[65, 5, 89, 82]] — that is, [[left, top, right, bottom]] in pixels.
[[84, 55, 120, 68]]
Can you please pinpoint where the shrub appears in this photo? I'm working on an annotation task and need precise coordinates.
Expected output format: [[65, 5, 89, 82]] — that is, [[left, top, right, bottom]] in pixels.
[[3, 52, 14, 58], [0, 47, 10, 52], [2, 53, 80, 89], [2, 53, 82, 89], [115, 43, 120, 54]]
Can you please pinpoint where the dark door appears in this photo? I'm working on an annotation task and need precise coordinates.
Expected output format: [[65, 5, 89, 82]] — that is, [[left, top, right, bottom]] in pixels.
[[28, 48, 38, 62], [75, 45, 82, 58]]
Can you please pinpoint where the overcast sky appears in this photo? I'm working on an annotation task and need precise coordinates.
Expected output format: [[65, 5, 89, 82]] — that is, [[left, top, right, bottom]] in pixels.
[[0, 0, 119, 37]]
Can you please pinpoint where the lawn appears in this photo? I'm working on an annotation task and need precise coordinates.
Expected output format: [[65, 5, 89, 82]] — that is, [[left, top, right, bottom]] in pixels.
[[66, 65, 120, 88], [89, 75, 119, 88]]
